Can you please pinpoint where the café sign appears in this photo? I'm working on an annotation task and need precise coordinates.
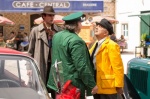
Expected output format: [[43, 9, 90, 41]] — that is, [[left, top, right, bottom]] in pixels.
[[12, 1, 70, 8], [0, 0, 103, 12]]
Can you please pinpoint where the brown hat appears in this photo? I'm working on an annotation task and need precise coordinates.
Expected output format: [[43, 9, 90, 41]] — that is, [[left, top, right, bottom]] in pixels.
[[41, 6, 55, 15]]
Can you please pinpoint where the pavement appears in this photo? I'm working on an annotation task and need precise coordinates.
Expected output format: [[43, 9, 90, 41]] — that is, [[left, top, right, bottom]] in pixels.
[[120, 49, 135, 74]]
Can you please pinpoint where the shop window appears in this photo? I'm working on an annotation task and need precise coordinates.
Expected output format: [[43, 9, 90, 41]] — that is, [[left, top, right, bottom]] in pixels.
[[122, 24, 128, 36]]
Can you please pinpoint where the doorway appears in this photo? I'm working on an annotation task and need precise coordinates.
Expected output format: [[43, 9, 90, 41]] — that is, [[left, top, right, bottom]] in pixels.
[[0, 14, 3, 34], [30, 14, 40, 30]]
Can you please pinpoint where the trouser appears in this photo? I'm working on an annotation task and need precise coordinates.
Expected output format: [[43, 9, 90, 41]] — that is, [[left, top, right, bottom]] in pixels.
[[46, 62, 56, 99], [93, 94, 117, 99], [16, 40, 23, 50]]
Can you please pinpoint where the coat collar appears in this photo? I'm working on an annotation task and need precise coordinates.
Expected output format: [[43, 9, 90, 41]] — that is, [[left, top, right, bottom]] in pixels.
[[38, 23, 49, 46], [37, 23, 62, 46], [96, 36, 110, 54]]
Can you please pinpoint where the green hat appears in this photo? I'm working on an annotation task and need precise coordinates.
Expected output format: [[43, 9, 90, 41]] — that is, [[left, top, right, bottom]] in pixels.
[[62, 12, 84, 22]]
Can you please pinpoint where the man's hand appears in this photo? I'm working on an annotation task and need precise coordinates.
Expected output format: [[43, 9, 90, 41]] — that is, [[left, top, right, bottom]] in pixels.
[[91, 85, 98, 94], [116, 87, 123, 94]]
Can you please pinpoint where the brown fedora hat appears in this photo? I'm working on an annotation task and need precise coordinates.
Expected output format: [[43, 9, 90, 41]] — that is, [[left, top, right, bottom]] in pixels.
[[41, 6, 55, 15]]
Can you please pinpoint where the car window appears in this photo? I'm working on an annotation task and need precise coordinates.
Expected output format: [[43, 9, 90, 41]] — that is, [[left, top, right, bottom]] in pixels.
[[0, 55, 50, 99], [0, 57, 38, 89]]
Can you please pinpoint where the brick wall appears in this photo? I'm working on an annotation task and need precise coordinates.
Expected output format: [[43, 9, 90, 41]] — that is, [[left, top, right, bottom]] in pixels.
[[103, 2, 115, 17], [1, 1, 115, 36], [3, 13, 30, 37]]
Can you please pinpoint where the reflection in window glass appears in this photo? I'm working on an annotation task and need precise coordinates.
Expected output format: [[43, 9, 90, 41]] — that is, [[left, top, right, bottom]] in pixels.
[[19, 60, 30, 86], [0, 56, 40, 90], [5, 60, 18, 78]]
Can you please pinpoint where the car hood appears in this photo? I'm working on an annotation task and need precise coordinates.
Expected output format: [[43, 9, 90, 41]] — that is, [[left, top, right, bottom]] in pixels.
[[0, 88, 43, 99]]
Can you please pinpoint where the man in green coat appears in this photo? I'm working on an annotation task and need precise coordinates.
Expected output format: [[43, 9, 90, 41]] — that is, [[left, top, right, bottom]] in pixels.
[[47, 12, 98, 99]]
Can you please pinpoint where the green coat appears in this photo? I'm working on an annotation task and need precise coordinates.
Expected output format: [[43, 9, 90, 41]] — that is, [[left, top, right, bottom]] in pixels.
[[47, 30, 96, 99]]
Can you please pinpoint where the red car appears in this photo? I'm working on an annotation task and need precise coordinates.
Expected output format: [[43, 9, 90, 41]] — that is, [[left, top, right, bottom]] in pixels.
[[0, 48, 51, 99]]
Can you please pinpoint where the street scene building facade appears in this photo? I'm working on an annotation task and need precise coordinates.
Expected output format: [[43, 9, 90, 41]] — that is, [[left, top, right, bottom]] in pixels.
[[2, 0, 150, 99], [0, 0, 115, 47], [116, 0, 150, 52]]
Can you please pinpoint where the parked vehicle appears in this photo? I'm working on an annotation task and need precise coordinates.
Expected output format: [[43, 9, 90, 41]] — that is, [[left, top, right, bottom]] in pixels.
[[125, 57, 150, 99], [0, 48, 50, 99]]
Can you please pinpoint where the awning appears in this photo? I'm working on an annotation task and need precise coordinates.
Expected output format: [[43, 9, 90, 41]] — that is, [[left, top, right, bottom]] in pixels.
[[128, 13, 150, 17], [92, 16, 119, 24], [0, 16, 15, 26], [0, 0, 103, 13], [128, 13, 150, 27]]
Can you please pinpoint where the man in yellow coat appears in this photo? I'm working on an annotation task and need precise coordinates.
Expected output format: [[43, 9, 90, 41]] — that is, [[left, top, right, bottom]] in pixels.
[[90, 18, 124, 99]]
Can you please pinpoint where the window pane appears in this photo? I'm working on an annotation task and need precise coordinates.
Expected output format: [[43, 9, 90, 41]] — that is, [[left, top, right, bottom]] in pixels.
[[122, 24, 128, 36]]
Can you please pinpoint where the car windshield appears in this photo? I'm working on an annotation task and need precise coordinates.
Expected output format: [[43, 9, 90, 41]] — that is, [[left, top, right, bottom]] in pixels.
[[0, 55, 50, 99]]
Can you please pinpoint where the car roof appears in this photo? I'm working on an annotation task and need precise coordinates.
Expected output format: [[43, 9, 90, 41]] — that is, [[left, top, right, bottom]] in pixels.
[[0, 47, 28, 57]]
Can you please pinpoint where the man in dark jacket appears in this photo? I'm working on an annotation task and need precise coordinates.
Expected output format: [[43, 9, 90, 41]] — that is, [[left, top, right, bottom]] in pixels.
[[15, 31, 23, 50], [47, 12, 98, 99], [28, 6, 62, 99], [110, 33, 118, 42]]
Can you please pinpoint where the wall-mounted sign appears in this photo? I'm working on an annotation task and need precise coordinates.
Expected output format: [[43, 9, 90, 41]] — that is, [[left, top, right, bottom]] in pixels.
[[19, 24, 25, 30], [0, 0, 103, 12], [12, 1, 70, 8]]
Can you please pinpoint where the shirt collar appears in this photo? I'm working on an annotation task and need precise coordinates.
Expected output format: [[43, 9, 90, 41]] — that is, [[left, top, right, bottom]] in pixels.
[[97, 37, 106, 46], [44, 22, 52, 30]]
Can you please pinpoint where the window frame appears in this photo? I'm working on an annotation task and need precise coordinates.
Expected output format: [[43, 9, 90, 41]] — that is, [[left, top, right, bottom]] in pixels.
[[121, 23, 128, 37]]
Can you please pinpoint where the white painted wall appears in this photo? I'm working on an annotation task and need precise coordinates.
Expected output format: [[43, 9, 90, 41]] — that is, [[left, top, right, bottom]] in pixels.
[[141, 0, 150, 11], [115, 0, 145, 51]]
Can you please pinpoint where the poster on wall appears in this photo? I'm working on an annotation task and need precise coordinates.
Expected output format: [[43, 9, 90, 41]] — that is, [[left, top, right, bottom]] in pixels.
[[0, 0, 103, 12]]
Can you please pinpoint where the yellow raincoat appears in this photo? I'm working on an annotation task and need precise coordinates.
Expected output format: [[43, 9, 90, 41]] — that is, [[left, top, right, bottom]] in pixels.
[[89, 37, 124, 94]]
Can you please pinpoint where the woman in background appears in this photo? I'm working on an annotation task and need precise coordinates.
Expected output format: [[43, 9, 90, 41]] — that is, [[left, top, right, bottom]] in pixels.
[[20, 32, 29, 51], [118, 35, 126, 52]]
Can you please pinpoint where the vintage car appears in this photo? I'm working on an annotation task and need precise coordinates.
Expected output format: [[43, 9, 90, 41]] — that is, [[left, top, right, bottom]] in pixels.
[[0, 48, 51, 99], [125, 57, 150, 99]]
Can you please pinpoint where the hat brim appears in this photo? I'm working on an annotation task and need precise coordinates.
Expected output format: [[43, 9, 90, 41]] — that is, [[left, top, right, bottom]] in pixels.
[[95, 22, 106, 28], [63, 12, 83, 21], [41, 12, 56, 15], [95, 22, 101, 26]]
